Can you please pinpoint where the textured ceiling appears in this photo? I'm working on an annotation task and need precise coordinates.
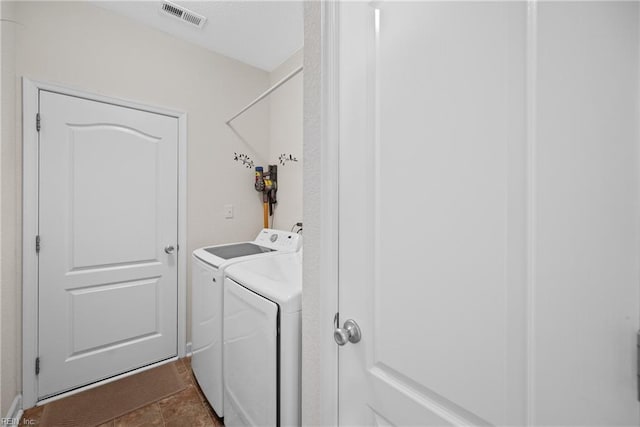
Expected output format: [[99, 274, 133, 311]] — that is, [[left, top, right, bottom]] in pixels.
[[92, 1, 304, 71]]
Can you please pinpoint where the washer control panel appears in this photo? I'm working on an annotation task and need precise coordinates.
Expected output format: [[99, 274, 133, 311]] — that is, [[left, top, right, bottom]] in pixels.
[[254, 229, 302, 252]]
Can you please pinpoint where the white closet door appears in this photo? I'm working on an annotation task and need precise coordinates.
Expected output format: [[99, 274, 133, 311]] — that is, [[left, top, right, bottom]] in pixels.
[[337, 1, 640, 426], [38, 90, 179, 398]]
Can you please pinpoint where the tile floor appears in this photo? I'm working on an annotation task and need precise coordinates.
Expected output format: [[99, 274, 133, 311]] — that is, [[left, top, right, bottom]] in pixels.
[[20, 358, 224, 427]]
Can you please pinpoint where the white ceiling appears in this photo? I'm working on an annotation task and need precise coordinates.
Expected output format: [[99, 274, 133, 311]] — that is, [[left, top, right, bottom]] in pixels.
[[92, 1, 303, 71]]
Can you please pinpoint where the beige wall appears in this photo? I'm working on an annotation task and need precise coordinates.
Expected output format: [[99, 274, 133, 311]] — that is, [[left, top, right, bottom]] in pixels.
[[269, 49, 303, 231], [2, 0, 277, 411], [1, 0, 19, 417]]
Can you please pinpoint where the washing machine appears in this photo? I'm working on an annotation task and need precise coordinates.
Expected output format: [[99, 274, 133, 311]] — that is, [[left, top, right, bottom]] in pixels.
[[191, 229, 302, 417], [222, 251, 302, 427]]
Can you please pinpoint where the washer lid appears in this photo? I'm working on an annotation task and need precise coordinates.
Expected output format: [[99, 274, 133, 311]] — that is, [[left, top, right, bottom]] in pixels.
[[224, 252, 302, 313], [204, 243, 274, 259]]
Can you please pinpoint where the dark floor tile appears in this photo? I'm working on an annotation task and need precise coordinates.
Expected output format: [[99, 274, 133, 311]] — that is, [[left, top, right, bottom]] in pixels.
[[175, 359, 187, 374], [21, 405, 44, 425], [191, 378, 208, 402], [203, 403, 224, 426], [158, 385, 203, 421], [177, 368, 196, 386], [189, 375, 223, 425], [164, 406, 215, 427], [114, 403, 163, 427], [20, 358, 222, 427]]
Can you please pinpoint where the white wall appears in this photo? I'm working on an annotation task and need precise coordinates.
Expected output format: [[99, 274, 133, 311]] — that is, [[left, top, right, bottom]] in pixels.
[[269, 49, 303, 231], [4, 0, 276, 409], [301, 2, 324, 426], [0, 0, 19, 417]]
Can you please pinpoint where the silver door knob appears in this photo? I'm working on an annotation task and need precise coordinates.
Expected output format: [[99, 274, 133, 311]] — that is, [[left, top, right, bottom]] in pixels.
[[164, 245, 175, 254], [334, 319, 362, 346]]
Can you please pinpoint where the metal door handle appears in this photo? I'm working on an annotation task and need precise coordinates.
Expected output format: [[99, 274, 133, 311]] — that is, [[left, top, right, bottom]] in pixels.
[[164, 245, 175, 254], [334, 319, 362, 346]]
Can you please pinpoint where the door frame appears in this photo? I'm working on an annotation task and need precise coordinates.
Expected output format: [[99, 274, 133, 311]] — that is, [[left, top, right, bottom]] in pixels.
[[305, 1, 340, 425], [21, 78, 188, 408]]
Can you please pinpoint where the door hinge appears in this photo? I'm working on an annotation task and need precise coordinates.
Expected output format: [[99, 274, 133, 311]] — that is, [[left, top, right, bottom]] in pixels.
[[35, 357, 40, 375], [636, 331, 640, 401], [36, 113, 41, 132], [35, 235, 40, 253]]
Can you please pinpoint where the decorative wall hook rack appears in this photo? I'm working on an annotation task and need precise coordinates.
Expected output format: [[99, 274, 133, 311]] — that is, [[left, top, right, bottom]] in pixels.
[[278, 153, 299, 166], [234, 152, 254, 169]]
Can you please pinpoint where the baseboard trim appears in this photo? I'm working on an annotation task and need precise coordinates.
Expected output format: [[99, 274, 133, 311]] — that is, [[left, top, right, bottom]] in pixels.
[[186, 341, 193, 356], [4, 394, 23, 423]]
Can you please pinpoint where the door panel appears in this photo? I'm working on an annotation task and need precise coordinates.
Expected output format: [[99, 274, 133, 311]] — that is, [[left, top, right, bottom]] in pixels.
[[38, 91, 178, 398], [534, 3, 640, 424], [68, 278, 161, 356], [338, 2, 526, 425], [69, 124, 159, 268]]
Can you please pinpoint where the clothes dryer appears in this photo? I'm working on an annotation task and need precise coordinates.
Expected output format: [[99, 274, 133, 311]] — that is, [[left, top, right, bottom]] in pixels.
[[222, 251, 302, 427]]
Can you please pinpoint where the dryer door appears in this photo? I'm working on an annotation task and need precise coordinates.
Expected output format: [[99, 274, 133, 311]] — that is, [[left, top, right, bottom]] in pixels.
[[224, 277, 278, 427]]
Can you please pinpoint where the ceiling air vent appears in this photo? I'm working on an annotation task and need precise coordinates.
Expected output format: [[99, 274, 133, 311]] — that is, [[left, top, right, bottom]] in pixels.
[[160, 1, 207, 29]]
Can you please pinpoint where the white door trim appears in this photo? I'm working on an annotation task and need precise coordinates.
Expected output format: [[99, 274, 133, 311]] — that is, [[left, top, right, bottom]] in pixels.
[[313, 1, 340, 425], [21, 78, 188, 408]]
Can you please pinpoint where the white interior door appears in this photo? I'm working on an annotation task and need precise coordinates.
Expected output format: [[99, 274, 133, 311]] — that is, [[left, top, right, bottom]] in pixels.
[[38, 90, 179, 399], [337, 2, 640, 426]]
